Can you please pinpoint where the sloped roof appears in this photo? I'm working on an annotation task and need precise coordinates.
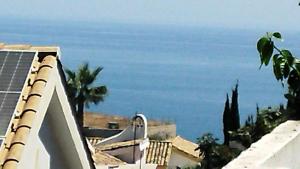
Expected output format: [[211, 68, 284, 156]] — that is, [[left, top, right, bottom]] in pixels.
[[0, 50, 57, 169], [0, 43, 95, 169], [146, 140, 172, 166], [88, 137, 104, 146], [146, 136, 202, 166], [96, 139, 144, 151], [171, 136, 202, 160], [93, 151, 126, 166]]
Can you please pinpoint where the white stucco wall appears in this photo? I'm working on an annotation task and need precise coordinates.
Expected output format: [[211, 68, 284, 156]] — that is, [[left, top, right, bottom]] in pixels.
[[223, 120, 300, 169], [17, 64, 93, 169], [37, 112, 70, 169], [168, 150, 199, 169]]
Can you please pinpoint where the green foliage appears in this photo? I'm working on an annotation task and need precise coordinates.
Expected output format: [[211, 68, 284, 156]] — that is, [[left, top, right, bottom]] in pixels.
[[231, 82, 240, 130], [196, 133, 218, 169], [196, 133, 218, 156], [196, 133, 240, 169], [148, 132, 171, 141], [223, 94, 231, 145], [257, 32, 300, 116], [65, 63, 108, 127], [65, 63, 107, 107], [222, 81, 240, 146], [230, 106, 287, 148]]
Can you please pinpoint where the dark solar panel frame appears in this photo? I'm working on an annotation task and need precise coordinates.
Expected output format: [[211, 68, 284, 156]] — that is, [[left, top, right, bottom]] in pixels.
[[0, 51, 36, 136]]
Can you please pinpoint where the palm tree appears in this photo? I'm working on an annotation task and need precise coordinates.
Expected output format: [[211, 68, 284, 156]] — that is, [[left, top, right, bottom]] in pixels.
[[65, 63, 107, 128]]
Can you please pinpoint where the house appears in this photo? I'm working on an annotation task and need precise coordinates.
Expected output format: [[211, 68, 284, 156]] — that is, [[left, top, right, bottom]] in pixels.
[[0, 44, 95, 169], [91, 114, 155, 169], [86, 113, 202, 169], [84, 112, 177, 141], [146, 136, 202, 169]]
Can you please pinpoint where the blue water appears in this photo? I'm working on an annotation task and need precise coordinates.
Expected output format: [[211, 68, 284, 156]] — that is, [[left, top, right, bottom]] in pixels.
[[1, 19, 300, 141]]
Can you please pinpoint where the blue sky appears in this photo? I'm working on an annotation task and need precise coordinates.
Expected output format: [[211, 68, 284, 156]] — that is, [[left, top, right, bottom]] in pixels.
[[1, 0, 300, 30]]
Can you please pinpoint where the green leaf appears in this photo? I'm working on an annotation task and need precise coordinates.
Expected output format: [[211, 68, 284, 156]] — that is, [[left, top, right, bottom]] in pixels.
[[281, 49, 294, 66], [287, 69, 300, 91], [257, 37, 269, 53], [262, 41, 274, 66], [294, 61, 300, 74], [273, 56, 283, 81], [272, 54, 280, 62], [273, 32, 282, 39], [283, 62, 290, 78]]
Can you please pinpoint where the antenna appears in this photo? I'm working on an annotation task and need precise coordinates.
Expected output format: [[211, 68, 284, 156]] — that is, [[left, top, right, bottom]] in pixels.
[[133, 112, 138, 163]]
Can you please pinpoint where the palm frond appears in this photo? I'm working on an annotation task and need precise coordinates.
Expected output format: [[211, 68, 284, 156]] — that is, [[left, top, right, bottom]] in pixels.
[[85, 85, 107, 105], [91, 67, 103, 80], [65, 68, 76, 80]]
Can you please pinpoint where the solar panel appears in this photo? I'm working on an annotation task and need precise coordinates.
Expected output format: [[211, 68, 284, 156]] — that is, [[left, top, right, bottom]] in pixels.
[[0, 51, 36, 135]]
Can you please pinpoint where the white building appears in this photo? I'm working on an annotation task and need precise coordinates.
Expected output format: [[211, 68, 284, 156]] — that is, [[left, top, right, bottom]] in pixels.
[[91, 114, 155, 169], [0, 44, 95, 169], [146, 136, 202, 169]]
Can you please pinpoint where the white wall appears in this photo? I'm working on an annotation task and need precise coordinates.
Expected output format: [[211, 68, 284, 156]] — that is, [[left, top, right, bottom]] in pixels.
[[98, 114, 148, 164], [17, 66, 93, 169], [168, 150, 199, 169], [104, 145, 144, 164], [223, 120, 300, 169], [37, 111, 70, 169], [99, 115, 148, 146]]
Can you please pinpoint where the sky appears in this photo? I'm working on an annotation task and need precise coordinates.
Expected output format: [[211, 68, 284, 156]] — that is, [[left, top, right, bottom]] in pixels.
[[0, 0, 300, 30]]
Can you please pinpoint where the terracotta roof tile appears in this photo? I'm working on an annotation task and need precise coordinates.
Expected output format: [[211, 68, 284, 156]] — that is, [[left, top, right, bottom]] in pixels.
[[146, 140, 172, 166], [170, 136, 202, 161], [1, 55, 57, 169], [146, 137, 203, 166], [87, 137, 104, 147], [96, 139, 143, 152], [0, 44, 58, 169], [93, 151, 126, 165]]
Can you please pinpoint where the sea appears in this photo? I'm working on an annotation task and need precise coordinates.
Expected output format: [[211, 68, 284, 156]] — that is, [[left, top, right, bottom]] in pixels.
[[1, 19, 300, 142]]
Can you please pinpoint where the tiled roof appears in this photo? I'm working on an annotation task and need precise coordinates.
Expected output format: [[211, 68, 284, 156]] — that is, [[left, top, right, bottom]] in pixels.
[[96, 139, 143, 152], [171, 136, 202, 161], [0, 43, 95, 169], [88, 137, 104, 147], [93, 151, 126, 166], [146, 136, 202, 166], [146, 140, 172, 166], [0, 47, 57, 169]]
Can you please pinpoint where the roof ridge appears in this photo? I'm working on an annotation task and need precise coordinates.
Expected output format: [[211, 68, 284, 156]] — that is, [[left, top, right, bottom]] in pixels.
[[149, 140, 172, 142], [0, 43, 59, 53]]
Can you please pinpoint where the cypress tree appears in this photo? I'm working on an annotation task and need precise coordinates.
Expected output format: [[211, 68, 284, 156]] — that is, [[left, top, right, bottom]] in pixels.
[[223, 93, 231, 145], [231, 81, 240, 130]]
